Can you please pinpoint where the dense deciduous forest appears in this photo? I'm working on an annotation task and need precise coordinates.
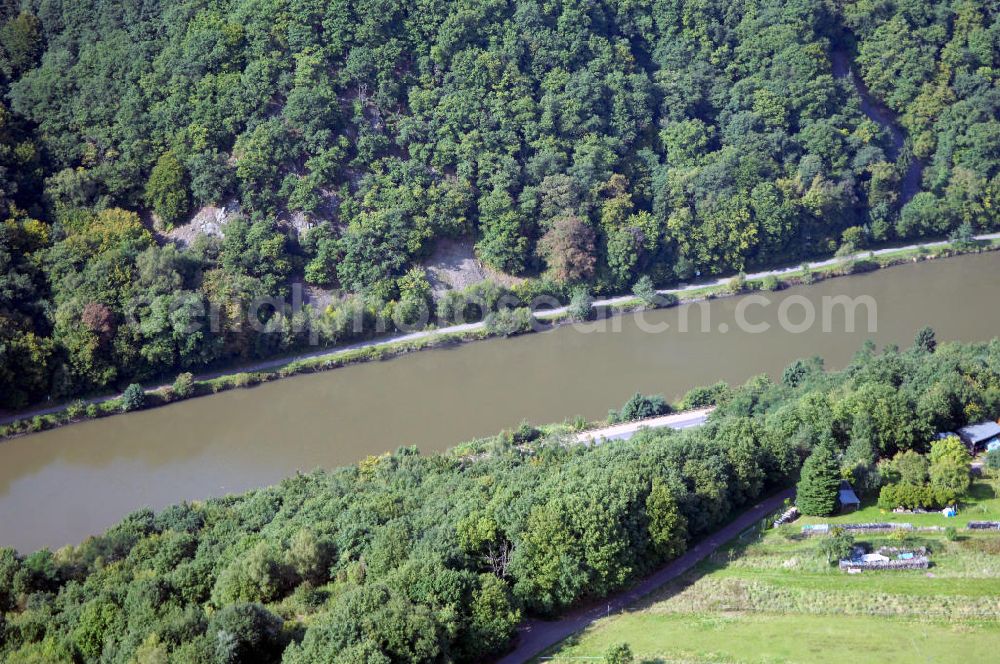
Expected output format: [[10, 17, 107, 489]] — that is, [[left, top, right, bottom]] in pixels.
[[1, 337, 998, 662], [2, 0, 999, 407]]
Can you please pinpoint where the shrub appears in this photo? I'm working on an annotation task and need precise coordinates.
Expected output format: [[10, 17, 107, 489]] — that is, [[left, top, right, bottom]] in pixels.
[[819, 527, 855, 563], [889, 528, 912, 544], [632, 275, 657, 306], [759, 275, 780, 291], [877, 484, 906, 510], [877, 482, 956, 510], [232, 373, 256, 388], [680, 381, 729, 409], [172, 372, 195, 398], [950, 221, 977, 251], [605, 642, 634, 664], [913, 326, 937, 353], [835, 240, 857, 258], [782, 358, 818, 388], [726, 272, 747, 294], [985, 449, 1000, 471], [436, 283, 510, 325], [567, 286, 593, 321], [841, 226, 866, 249], [435, 289, 468, 324], [612, 393, 669, 423], [121, 384, 145, 412], [945, 527, 958, 541], [466, 280, 510, 311], [841, 258, 878, 275], [393, 294, 431, 330], [484, 307, 533, 336], [511, 278, 565, 308], [512, 421, 541, 444]]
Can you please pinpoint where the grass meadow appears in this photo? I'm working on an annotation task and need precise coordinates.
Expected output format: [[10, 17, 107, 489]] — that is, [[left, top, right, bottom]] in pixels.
[[541, 477, 1000, 663]]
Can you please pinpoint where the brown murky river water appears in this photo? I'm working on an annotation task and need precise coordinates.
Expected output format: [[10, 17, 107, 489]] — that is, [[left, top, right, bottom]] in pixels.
[[1, 252, 998, 551]]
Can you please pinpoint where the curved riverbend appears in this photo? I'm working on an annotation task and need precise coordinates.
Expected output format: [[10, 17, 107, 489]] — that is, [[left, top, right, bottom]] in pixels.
[[1, 252, 998, 552]]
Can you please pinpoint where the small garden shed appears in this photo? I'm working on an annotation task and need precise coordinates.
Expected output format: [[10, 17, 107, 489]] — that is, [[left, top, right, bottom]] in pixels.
[[838, 479, 861, 513], [957, 421, 1000, 454]]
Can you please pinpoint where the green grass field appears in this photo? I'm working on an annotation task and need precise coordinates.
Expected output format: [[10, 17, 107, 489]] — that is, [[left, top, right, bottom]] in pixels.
[[542, 477, 1000, 663], [547, 613, 1000, 664]]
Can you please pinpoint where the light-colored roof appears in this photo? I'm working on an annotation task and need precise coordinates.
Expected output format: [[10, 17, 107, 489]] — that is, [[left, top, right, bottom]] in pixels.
[[958, 421, 1000, 443], [838, 479, 860, 505]]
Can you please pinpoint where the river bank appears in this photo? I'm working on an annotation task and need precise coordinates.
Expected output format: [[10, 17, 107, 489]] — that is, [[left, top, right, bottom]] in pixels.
[[2, 235, 999, 440], [2, 249, 999, 551]]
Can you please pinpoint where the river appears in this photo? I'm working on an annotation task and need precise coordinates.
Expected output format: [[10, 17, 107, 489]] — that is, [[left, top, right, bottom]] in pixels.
[[1, 252, 998, 552]]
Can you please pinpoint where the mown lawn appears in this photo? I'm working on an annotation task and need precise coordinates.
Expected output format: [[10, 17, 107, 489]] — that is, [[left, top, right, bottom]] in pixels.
[[545, 612, 1000, 664], [542, 479, 1000, 663]]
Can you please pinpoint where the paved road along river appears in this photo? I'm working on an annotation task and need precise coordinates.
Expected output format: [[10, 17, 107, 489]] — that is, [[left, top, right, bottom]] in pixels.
[[1, 252, 998, 552]]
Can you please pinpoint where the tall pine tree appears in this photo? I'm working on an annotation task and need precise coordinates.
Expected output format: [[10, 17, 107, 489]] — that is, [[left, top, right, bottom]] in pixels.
[[796, 445, 842, 516]]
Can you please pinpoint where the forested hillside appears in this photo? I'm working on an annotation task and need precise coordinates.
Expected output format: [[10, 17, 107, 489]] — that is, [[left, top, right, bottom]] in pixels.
[[2, 0, 999, 406], [1, 338, 999, 662]]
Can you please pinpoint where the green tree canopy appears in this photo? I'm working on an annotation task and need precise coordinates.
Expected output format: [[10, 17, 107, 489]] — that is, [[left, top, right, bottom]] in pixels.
[[796, 444, 841, 516]]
